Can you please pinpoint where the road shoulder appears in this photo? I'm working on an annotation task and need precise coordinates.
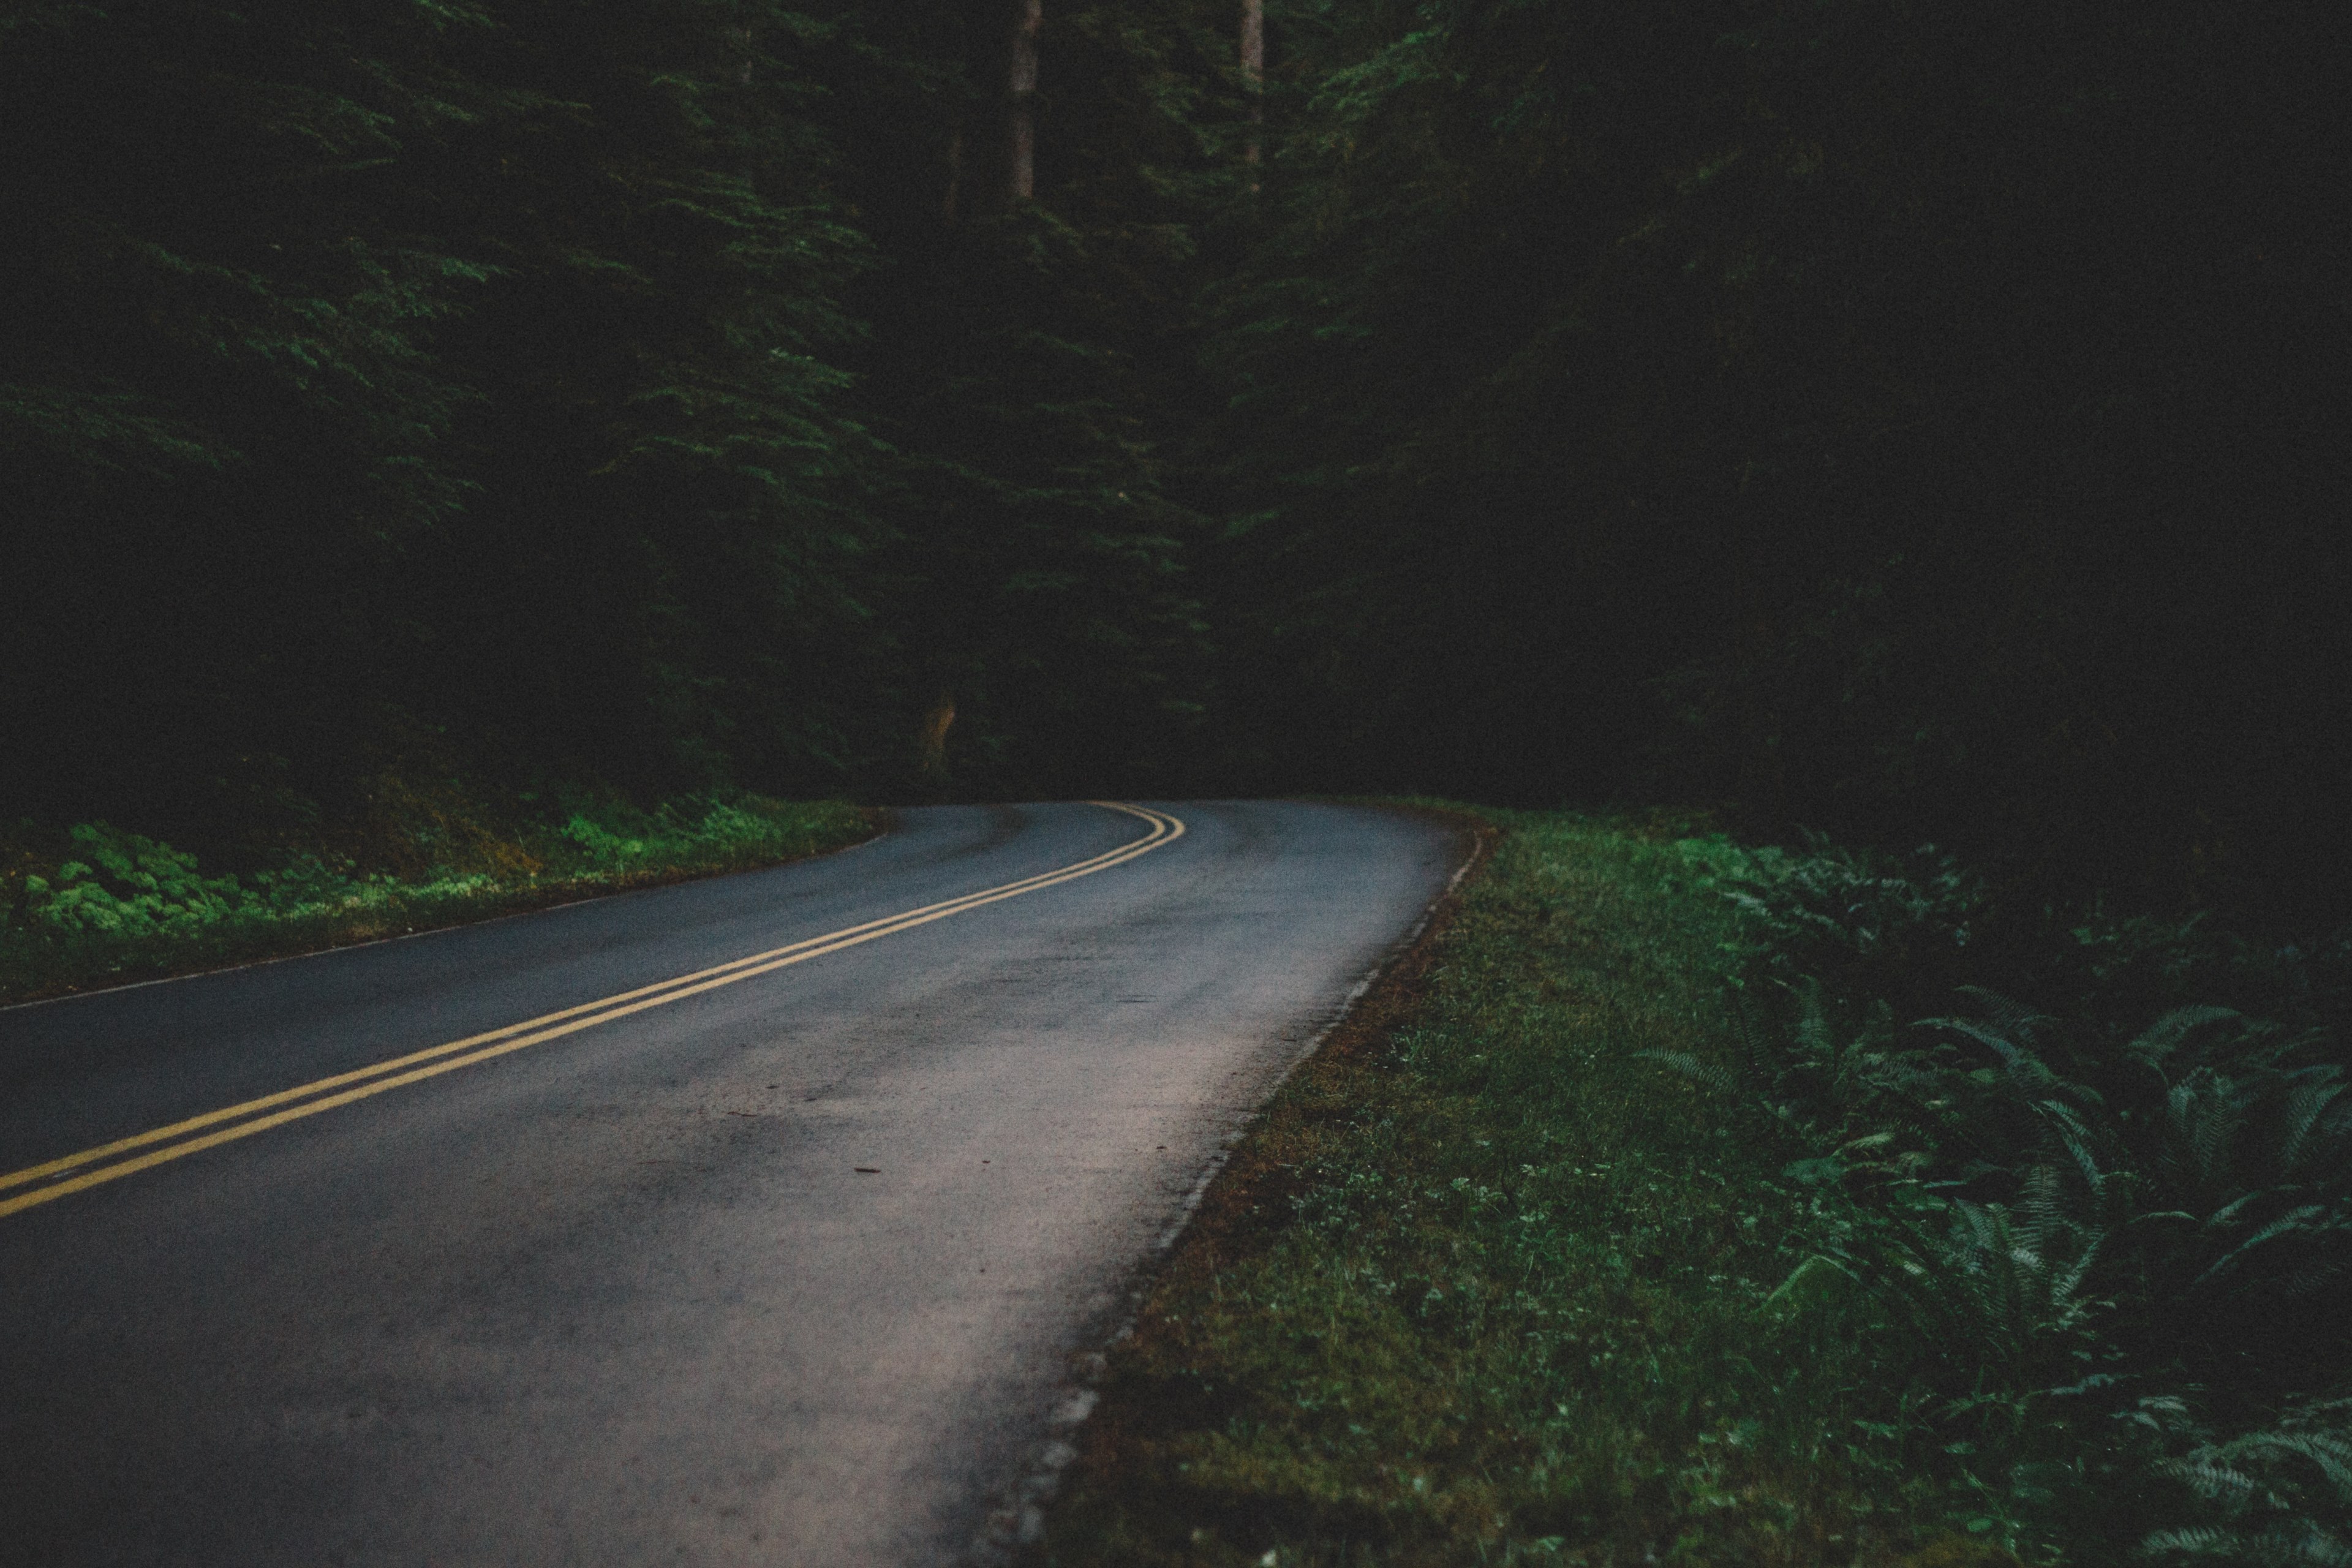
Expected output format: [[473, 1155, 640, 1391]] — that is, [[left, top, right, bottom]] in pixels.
[[1019, 808, 1965, 1567]]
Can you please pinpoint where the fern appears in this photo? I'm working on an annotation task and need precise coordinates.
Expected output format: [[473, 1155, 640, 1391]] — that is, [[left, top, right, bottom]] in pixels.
[[1635, 1049, 1741, 1098], [2144, 1405, 2352, 1567]]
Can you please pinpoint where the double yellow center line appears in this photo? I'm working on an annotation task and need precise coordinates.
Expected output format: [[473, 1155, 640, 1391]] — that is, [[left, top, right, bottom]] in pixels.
[[0, 802, 1184, 1221]]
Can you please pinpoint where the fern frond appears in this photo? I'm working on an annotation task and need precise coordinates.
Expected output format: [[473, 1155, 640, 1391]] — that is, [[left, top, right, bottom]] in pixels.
[[1928, 1016, 2063, 1094], [2145, 1523, 2352, 1567], [2152, 1456, 2261, 1502], [1955, 985, 2053, 1042], [2188, 1205, 2328, 1295], [2225, 1430, 2352, 1502], [2130, 1007, 2245, 1072], [2277, 1077, 2348, 1175], [2046, 1229, 2107, 1308], [2168, 1070, 2247, 1191], [2139, 1525, 2248, 1559], [1635, 1050, 1741, 1096], [2019, 1164, 2067, 1240]]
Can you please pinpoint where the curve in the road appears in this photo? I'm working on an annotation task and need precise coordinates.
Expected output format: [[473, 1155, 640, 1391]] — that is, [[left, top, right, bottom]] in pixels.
[[0, 802, 1182, 1219], [0, 798, 1467, 1567]]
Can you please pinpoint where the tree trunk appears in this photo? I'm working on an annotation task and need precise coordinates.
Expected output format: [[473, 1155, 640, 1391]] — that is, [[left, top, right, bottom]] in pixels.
[[1008, 0, 1041, 203], [1240, 0, 1264, 168], [918, 694, 956, 789]]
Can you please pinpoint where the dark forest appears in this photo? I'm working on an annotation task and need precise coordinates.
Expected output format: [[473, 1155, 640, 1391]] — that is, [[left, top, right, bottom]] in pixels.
[[6, 0, 2347, 917], [8, 5, 2352, 1561]]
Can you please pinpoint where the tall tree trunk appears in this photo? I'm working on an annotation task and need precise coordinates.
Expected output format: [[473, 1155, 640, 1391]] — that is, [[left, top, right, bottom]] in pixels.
[[1240, 0, 1264, 168], [1008, 0, 1041, 203]]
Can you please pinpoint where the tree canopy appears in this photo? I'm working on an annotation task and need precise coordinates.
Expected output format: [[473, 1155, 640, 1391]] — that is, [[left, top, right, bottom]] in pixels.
[[4, 0, 2345, 916]]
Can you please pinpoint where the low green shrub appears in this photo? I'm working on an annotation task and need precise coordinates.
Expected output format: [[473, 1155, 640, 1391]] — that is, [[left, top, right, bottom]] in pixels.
[[0, 794, 872, 1005], [21, 823, 248, 941]]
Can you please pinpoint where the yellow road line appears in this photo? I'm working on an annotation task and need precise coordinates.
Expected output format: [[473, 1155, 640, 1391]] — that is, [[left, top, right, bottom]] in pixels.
[[0, 802, 1184, 1221], [0, 803, 1175, 1196]]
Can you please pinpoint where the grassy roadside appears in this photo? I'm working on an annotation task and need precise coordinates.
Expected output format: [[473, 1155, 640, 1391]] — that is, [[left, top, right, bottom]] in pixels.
[[0, 793, 876, 1008], [1031, 807, 2352, 1568], [1031, 807, 1963, 1566]]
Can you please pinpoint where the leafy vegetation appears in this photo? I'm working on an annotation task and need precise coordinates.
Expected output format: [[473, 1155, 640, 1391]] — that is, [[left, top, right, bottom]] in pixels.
[[1697, 833, 2352, 1562], [1031, 811, 2352, 1566], [0, 792, 871, 1006]]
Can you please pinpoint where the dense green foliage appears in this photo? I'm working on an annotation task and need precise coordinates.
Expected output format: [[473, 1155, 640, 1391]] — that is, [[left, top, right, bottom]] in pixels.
[[1035, 812, 2352, 1566], [0, 793, 870, 1003], [5, 0, 2343, 905], [1698, 831, 2352, 1561]]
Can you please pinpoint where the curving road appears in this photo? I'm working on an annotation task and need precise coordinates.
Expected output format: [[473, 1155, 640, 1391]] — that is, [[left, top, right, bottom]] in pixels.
[[0, 801, 1466, 1566]]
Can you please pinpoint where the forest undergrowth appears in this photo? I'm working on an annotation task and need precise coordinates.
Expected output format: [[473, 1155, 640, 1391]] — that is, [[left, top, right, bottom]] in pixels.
[[0, 785, 872, 1008], [1030, 810, 2352, 1567]]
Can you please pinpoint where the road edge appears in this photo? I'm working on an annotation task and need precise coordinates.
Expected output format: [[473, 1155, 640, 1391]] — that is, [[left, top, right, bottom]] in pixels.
[[967, 802, 1499, 1564]]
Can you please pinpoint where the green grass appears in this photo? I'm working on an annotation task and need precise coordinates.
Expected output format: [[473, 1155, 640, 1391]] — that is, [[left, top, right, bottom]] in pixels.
[[1030, 809, 2013, 1568], [0, 794, 876, 1007]]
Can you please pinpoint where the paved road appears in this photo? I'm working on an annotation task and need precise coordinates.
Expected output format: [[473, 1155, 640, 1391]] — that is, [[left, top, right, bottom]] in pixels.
[[0, 801, 1465, 1566]]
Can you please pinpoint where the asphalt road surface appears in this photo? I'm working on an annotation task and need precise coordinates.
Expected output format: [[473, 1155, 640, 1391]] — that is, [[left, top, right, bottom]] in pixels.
[[0, 800, 1466, 1566]]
